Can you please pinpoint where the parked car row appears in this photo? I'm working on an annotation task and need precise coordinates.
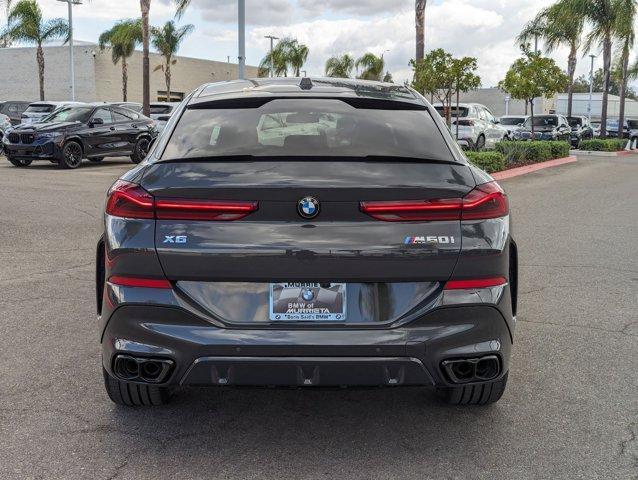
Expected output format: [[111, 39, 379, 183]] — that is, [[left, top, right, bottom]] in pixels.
[[434, 103, 510, 150]]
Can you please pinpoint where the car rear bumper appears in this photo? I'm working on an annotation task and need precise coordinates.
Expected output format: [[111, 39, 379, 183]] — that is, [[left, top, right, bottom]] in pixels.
[[101, 304, 513, 388]]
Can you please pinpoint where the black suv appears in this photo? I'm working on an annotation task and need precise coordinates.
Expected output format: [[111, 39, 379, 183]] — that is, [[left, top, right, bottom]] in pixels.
[[97, 78, 517, 407], [2, 104, 156, 169], [567, 116, 594, 147], [513, 114, 572, 142]]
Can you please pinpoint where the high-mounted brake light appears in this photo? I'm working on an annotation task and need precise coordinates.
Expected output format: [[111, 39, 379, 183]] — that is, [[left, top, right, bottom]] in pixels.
[[359, 181, 508, 222], [105, 180, 258, 221], [444, 277, 507, 290], [109, 276, 172, 289], [155, 199, 258, 221]]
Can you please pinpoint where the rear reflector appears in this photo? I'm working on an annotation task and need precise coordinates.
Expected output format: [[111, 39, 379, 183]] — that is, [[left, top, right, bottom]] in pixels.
[[444, 277, 507, 290], [105, 180, 258, 221], [360, 181, 508, 221], [155, 199, 258, 221], [109, 276, 172, 289]]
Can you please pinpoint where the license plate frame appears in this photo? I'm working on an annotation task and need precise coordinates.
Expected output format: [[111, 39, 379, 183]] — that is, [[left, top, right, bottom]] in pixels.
[[269, 282, 347, 321]]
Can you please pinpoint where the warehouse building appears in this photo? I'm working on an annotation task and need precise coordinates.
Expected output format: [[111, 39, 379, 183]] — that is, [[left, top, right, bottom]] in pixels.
[[0, 42, 259, 103]]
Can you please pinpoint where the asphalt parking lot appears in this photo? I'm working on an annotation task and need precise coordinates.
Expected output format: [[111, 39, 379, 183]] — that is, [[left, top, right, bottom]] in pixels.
[[0, 154, 637, 480]]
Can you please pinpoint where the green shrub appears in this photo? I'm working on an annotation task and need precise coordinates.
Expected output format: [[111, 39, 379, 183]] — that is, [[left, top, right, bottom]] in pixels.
[[545, 141, 571, 159], [496, 141, 553, 164], [466, 151, 506, 173], [579, 138, 626, 152]]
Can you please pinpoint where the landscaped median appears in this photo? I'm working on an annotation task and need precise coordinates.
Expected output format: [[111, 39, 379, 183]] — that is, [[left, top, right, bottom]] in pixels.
[[466, 140, 576, 179], [574, 139, 634, 157]]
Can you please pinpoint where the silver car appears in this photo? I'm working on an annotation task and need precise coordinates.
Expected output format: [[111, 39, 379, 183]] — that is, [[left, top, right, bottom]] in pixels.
[[150, 102, 180, 133], [499, 115, 528, 138], [0, 113, 11, 141], [434, 103, 508, 150], [21, 101, 84, 125]]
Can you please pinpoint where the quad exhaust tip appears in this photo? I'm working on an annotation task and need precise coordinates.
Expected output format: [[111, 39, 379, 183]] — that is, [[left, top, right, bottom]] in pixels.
[[441, 355, 500, 384], [113, 355, 174, 383]]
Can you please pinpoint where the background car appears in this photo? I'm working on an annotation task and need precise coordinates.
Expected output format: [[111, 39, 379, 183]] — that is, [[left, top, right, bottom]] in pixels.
[[513, 114, 572, 142], [499, 115, 528, 138], [3, 104, 156, 169], [111, 102, 143, 113], [605, 119, 631, 139], [149, 101, 180, 132], [20, 101, 85, 125], [434, 102, 508, 150], [0, 100, 31, 125], [0, 113, 11, 141], [567, 115, 594, 147]]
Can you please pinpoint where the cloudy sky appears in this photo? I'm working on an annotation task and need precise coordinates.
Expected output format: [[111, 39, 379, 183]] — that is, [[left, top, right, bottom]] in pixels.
[[32, 0, 609, 87]]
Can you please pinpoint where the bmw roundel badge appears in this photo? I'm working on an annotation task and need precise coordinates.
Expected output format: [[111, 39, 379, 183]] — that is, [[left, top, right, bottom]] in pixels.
[[297, 196, 320, 219]]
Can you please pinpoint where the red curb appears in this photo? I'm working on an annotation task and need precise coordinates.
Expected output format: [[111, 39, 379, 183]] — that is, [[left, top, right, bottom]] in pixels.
[[491, 155, 577, 180], [616, 150, 636, 156]]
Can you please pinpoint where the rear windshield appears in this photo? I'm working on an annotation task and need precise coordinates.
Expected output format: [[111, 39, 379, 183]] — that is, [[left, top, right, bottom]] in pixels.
[[25, 104, 54, 113], [524, 116, 558, 127], [151, 105, 172, 114], [434, 106, 469, 118], [161, 99, 453, 161], [500, 117, 525, 126]]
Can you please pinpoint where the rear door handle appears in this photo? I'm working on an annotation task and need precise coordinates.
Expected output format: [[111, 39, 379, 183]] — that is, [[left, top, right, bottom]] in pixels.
[[109, 126, 116, 131]]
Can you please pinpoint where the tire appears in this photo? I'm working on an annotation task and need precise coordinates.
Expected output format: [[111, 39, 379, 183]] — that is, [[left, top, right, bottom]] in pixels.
[[475, 134, 486, 151], [89, 157, 104, 163], [436, 372, 508, 406], [58, 141, 83, 169], [103, 367, 170, 407], [7, 156, 32, 167], [130, 137, 151, 164]]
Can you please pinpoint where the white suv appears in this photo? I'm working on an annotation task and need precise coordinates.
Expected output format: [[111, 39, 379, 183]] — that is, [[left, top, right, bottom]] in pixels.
[[434, 103, 508, 150]]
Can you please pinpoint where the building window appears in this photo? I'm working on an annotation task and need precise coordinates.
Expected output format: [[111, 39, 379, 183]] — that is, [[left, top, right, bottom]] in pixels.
[[157, 91, 184, 102]]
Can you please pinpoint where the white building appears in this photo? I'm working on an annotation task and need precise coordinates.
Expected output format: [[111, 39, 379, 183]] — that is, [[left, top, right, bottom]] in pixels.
[[554, 93, 638, 120]]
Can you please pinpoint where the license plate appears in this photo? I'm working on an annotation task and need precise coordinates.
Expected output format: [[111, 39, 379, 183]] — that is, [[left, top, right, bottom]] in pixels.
[[269, 282, 347, 321]]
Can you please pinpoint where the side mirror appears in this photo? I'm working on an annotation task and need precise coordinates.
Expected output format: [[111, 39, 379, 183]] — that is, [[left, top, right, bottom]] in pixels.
[[157, 115, 171, 122], [90, 117, 104, 127]]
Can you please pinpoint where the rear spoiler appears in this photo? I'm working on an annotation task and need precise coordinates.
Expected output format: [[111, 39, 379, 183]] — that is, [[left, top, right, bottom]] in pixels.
[[187, 96, 427, 111]]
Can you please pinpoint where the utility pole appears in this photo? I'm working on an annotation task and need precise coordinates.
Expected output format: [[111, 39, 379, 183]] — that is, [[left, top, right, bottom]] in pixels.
[[264, 35, 279, 77], [588, 54, 596, 124], [238, 0, 245, 79], [57, 0, 82, 101]]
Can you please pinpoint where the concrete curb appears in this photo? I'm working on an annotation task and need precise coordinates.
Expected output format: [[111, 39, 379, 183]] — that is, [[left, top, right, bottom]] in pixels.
[[492, 155, 577, 180], [570, 149, 637, 157]]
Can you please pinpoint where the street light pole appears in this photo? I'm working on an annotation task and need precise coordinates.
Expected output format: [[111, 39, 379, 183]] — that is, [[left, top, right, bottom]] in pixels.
[[264, 35, 279, 78], [57, 0, 82, 101], [238, 0, 245, 79], [588, 54, 596, 124]]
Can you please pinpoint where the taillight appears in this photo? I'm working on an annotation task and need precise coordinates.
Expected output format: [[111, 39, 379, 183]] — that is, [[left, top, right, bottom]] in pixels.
[[105, 180, 258, 221], [106, 180, 154, 219], [155, 199, 258, 221], [360, 181, 508, 222], [109, 275, 172, 289], [444, 276, 507, 290]]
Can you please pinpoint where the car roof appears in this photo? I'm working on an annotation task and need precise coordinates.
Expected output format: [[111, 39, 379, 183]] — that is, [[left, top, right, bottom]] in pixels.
[[189, 77, 423, 107], [28, 101, 84, 106], [501, 114, 527, 118]]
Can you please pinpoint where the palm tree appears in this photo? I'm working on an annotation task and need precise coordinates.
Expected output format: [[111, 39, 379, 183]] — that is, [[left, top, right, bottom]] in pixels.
[[140, 0, 151, 115], [325, 54, 354, 78], [259, 37, 309, 77], [1, 0, 14, 47], [175, 0, 191, 18], [576, 0, 622, 137], [151, 21, 194, 101], [518, 0, 584, 117], [355, 53, 385, 81], [4, 0, 68, 100], [99, 20, 142, 102], [613, 0, 637, 140], [415, 0, 427, 61]]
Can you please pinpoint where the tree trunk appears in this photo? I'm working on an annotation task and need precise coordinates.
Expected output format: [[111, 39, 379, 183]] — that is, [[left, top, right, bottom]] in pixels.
[[566, 44, 578, 118], [618, 42, 630, 141], [140, 0, 151, 116], [122, 57, 128, 102], [165, 59, 171, 101], [530, 98, 535, 137], [600, 35, 612, 138], [415, 0, 426, 61], [36, 43, 45, 101], [455, 87, 460, 140]]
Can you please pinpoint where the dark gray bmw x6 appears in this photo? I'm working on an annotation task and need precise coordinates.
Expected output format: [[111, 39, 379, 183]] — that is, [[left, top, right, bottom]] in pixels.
[[97, 78, 518, 407]]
